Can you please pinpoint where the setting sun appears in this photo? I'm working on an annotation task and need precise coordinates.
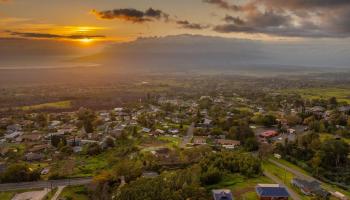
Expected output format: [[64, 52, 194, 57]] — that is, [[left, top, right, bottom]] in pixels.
[[80, 38, 93, 44]]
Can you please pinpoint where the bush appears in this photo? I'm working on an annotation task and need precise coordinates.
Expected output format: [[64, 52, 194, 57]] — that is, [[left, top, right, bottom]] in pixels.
[[200, 166, 222, 185]]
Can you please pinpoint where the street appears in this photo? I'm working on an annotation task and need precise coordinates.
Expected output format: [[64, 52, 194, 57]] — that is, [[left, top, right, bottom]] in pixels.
[[0, 177, 92, 191]]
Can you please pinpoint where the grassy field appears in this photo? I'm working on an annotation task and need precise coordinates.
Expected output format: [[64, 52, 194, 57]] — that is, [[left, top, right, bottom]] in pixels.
[[282, 88, 350, 103], [319, 133, 350, 144], [206, 173, 273, 200], [21, 100, 71, 111], [59, 186, 89, 200]]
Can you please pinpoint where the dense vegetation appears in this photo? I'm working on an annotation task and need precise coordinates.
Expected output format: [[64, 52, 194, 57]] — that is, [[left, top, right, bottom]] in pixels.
[[276, 133, 350, 187], [88, 151, 261, 200]]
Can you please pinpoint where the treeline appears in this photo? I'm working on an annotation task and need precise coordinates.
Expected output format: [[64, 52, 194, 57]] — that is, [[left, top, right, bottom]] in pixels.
[[275, 133, 350, 187]]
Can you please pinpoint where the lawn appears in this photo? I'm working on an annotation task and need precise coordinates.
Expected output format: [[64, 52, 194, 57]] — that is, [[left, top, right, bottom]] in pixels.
[[282, 88, 350, 103], [59, 186, 89, 200], [0, 191, 16, 200], [158, 136, 182, 147], [206, 173, 273, 200], [21, 100, 72, 111]]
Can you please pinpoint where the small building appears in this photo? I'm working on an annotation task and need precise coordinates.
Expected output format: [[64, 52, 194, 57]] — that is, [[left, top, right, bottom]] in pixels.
[[24, 152, 44, 162], [215, 139, 240, 149], [255, 184, 289, 200], [212, 189, 233, 200], [142, 128, 151, 133], [142, 171, 159, 178], [291, 178, 329, 197]]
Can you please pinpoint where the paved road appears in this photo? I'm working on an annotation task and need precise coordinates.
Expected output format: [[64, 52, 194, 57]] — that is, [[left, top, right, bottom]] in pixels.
[[180, 122, 194, 148], [263, 171, 302, 200], [0, 177, 92, 191]]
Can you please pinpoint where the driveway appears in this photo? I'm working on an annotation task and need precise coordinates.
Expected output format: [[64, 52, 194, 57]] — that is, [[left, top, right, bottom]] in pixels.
[[180, 122, 194, 148], [12, 188, 49, 200]]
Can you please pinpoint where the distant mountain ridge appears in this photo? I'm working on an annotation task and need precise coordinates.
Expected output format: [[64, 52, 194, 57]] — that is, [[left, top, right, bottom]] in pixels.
[[78, 34, 350, 71]]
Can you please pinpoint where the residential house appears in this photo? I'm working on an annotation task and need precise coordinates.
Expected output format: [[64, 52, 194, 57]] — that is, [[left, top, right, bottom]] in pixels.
[[291, 178, 329, 197], [24, 152, 44, 162], [255, 184, 289, 200], [193, 136, 207, 145], [19, 133, 42, 142], [338, 106, 350, 114], [212, 189, 233, 200]]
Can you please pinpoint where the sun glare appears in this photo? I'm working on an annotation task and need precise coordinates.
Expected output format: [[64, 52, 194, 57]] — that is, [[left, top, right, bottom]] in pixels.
[[80, 38, 93, 44]]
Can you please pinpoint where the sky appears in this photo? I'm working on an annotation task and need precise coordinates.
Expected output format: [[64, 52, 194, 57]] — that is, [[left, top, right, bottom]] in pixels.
[[2, 0, 350, 45]]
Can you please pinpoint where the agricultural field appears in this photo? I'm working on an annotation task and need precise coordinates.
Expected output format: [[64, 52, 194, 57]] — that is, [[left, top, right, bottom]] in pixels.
[[206, 173, 273, 200], [20, 100, 72, 111], [282, 88, 350, 103]]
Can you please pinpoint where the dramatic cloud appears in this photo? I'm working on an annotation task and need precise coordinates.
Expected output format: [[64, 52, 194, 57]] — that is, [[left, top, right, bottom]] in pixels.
[[202, 0, 241, 11], [224, 15, 245, 25], [207, 0, 350, 38], [92, 8, 169, 23], [176, 20, 208, 30], [258, 0, 350, 9], [7, 31, 105, 40]]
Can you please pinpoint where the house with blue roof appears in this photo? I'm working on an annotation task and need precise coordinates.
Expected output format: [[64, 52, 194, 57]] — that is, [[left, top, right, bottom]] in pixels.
[[255, 184, 289, 200], [212, 189, 234, 200]]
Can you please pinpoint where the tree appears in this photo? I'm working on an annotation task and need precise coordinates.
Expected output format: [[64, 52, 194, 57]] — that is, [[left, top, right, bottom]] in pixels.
[[77, 107, 96, 133], [200, 166, 222, 185], [244, 137, 259, 151], [320, 139, 349, 168], [51, 135, 66, 148], [112, 159, 143, 183], [35, 113, 48, 128], [86, 143, 102, 156], [0, 163, 40, 183]]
